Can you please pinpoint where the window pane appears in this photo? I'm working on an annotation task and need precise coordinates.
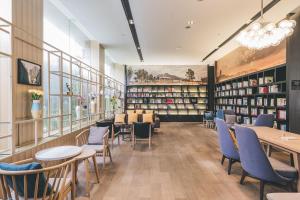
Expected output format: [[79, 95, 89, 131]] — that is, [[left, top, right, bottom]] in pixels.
[[50, 117, 60, 133], [63, 59, 70, 74], [72, 63, 80, 76], [63, 116, 70, 134], [72, 79, 80, 95], [63, 97, 69, 115], [63, 76, 70, 94], [50, 74, 60, 94], [50, 53, 59, 71], [50, 96, 60, 116]]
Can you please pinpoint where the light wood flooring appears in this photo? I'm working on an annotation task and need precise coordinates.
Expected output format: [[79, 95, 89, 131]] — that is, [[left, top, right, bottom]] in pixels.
[[76, 122, 287, 200]]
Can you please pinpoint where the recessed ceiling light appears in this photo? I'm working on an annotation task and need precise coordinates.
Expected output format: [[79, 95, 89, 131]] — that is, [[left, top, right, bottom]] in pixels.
[[129, 19, 134, 24], [185, 25, 191, 29]]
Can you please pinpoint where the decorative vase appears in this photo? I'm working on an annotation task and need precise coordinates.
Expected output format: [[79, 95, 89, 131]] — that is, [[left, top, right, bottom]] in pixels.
[[75, 105, 81, 120], [90, 99, 96, 114], [31, 100, 42, 119]]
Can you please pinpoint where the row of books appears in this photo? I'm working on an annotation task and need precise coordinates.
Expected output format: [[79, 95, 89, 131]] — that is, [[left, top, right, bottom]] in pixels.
[[127, 93, 207, 98], [217, 97, 286, 107], [127, 98, 207, 104], [216, 76, 276, 91], [156, 110, 205, 115], [127, 103, 207, 110], [127, 86, 206, 93]]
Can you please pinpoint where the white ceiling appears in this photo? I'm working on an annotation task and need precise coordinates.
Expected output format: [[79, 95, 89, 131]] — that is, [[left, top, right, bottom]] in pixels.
[[55, 0, 300, 65]]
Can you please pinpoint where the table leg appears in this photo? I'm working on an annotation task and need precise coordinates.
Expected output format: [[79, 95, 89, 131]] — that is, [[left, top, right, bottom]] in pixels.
[[71, 162, 77, 198], [292, 152, 300, 191]]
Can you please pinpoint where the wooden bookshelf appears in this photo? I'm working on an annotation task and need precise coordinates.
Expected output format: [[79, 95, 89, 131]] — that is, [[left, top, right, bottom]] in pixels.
[[215, 64, 287, 130], [126, 84, 208, 122]]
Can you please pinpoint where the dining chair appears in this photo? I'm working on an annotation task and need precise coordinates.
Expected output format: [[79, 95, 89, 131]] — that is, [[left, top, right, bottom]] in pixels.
[[255, 114, 274, 127], [235, 125, 298, 200], [0, 158, 75, 200], [132, 122, 152, 149], [215, 118, 240, 175], [96, 118, 121, 149], [203, 111, 214, 128], [215, 109, 225, 120], [76, 129, 112, 168]]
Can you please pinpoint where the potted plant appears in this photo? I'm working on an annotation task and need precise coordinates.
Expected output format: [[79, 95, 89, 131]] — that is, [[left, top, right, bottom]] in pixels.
[[28, 89, 43, 119], [110, 96, 118, 114]]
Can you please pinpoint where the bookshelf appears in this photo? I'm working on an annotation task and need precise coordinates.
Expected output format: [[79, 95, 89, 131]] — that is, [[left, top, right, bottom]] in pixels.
[[215, 65, 287, 130], [126, 84, 208, 122]]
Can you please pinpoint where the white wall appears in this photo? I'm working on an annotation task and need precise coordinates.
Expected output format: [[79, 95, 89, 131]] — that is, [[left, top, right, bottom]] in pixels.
[[44, 0, 91, 64], [0, 0, 12, 21], [104, 53, 125, 84]]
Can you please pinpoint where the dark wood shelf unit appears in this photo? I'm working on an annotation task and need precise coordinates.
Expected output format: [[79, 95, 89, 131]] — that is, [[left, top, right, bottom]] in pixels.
[[215, 64, 288, 130]]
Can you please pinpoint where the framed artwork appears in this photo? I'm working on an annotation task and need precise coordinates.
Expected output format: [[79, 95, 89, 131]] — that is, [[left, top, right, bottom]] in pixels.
[[17, 59, 42, 86]]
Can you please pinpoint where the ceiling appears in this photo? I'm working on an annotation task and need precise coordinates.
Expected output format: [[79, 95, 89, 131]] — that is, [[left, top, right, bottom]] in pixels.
[[54, 0, 300, 65]]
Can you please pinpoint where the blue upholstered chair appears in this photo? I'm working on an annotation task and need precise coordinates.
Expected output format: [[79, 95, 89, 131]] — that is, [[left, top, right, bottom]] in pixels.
[[215, 118, 240, 175], [235, 125, 298, 200], [255, 114, 274, 127], [216, 109, 225, 120], [204, 111, 214, 128]]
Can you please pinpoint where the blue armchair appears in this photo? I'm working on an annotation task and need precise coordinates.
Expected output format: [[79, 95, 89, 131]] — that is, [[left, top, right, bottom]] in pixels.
[[255, 114, 274, 127], [215, 119, 240, 175], [235, 125, 298, 200]]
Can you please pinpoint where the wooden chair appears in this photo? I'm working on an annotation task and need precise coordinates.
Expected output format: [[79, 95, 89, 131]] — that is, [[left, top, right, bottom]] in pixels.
[[0, 158, 75, 200], [131, 122, 152, 149], [76, 129, 112, 168]]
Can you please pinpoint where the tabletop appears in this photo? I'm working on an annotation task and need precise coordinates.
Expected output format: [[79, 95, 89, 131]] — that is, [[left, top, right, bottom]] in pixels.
[[35, 145, 82, 161], [249, 127, 300, 153]]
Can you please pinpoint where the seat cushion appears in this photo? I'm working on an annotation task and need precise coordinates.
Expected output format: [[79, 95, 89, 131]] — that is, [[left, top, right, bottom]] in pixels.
[[143, 114, 153, 123], [0, 162, 51, 198], [266, 193, 300, 200], [88, 126, 108, 145], [82, 144, 104, 153], [225, 114, 236, 124], [269, 157, 298, 179], [114, 114, 126, 123]]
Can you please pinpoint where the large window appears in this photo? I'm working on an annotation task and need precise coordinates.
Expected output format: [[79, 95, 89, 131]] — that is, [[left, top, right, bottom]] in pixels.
[[0, 0, 12, 155]]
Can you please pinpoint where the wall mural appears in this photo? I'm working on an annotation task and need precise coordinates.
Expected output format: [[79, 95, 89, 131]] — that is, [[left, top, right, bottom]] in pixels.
[[126, 65, 207, 85], [216, 40, 286, 82]]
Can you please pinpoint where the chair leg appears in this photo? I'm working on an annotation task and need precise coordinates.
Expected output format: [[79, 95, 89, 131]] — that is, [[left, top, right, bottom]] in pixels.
[[84, 159, 91, 197], [228, 158, 233, 175], [221, 155, 226, 165], [103, 150, 106, 169], [260, 181, 265, 200], [240, 170, 247, 185], [107, 147, 113, 164], [92, 155, 100, 183]]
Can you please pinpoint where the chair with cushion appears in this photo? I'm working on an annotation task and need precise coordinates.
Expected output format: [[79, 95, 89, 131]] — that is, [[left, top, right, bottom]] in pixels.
[[76, 127, 112, 168], [235, 125, 298, 200], [224, 114, 236, 129], [255, 114, 274, 127], [203, 111, 214, 128], [126, 110, 135, 114], [215, 109, 225, 120], [215, 118, 240, 175], [0, 158, 74, 200], [135, 110, 144, 115], [266, 193, 300, 200], [132, 122, 152, 149], [127, 113, 138, 125], [97, 117, 122, 149]]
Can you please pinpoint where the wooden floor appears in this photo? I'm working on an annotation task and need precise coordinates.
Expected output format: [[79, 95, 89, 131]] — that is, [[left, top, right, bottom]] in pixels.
[[76, 122, 287, 200]]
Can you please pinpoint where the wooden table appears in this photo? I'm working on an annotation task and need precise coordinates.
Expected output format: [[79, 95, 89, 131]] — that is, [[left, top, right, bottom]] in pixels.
[[249, 127, 300, 191]]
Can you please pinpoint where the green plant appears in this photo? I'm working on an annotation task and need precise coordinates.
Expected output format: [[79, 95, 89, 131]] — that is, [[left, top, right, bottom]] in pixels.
[[28, 89, 43, 100], [110, 96, 118, 110]]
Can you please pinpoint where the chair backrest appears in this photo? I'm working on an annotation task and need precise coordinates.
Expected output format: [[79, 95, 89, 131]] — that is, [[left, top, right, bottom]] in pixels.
[[254, 114, 274, 127], [76, 129, 109, 147], [133, 122, 151, 138], [215, 119, 239, 160], [0, 159, 74, 200], [235, 125, 283, 183], [224, 109, 235, 115], [204, 111, 214, 120], [216, 109, 224, 120]]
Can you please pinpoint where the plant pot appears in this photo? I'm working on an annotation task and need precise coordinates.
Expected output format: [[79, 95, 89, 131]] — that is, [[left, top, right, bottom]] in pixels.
[[31, 100, 42, 119], [90, 99, 96, 114]]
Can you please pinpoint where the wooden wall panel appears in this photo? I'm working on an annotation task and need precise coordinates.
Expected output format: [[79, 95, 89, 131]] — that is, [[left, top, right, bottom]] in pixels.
[[12, 0, 44, 145]]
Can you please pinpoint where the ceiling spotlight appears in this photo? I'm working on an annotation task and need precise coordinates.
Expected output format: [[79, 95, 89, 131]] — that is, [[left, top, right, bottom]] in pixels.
[[187, 20, 194, 25], [137, 46, 141, 50], [185, 25, 191, 29], [129, 19, 134, 24]]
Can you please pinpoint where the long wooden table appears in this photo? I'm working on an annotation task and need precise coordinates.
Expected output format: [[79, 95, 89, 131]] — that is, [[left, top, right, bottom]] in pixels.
[[249, 127, 300, 191]]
